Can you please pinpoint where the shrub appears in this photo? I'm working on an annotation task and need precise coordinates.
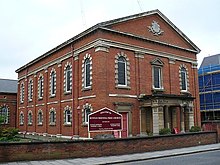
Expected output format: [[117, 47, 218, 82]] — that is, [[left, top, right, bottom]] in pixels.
[[189, 126, 201, 132], [159, 128, 171, 135], [0, 127, 19, 141]]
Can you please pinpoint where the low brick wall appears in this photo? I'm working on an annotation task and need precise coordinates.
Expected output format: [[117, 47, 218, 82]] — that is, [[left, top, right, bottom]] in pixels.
[[0, 131, 217, 162]]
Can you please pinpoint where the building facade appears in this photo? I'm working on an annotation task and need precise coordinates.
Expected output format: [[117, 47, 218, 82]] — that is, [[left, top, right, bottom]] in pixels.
[[0, 79, 17, 128], [198, 54, 220, 123], [16, 10, 201, 138]]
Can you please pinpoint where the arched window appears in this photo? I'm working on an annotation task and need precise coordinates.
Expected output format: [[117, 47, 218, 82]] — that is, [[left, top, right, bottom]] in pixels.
[[28, 111, 33, 125], [64, 64, 72, 93], [64, 106, 72, 125], [38, 110, 43, 125], [84, 107, 91, 124], [82, 54, 92, 90], [49, 108, 56, 125], [115, 52, 130, 88], [181, 67, 187, 91], [0, 105, 9, 124], [28, 79, 33, 101], [50, 71, 56, 96], [20, 112, 24, 125], [38, 75, 44, 99], [20, 82, 24, 103], [84, 58, 91, 88], [118, 56, 127, 86], [82, 103, 93, 124]]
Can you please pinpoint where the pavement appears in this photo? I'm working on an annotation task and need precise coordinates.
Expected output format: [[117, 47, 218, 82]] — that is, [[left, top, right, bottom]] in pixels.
[[1, 143, 220, 165]]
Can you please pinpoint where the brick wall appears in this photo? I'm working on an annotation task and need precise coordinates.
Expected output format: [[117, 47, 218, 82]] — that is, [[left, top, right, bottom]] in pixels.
[[0, 132, 217, 162]]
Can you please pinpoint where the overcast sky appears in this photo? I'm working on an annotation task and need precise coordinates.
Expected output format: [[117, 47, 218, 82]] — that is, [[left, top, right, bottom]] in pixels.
[[0, 0, 219, 80]]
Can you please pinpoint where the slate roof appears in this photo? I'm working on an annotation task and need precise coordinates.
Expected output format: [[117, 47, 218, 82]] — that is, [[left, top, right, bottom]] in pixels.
[[0, 79, 17, 94], [200, 54, 220, 68]]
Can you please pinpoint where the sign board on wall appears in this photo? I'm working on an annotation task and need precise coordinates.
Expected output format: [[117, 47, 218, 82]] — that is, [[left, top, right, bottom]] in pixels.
[[88, 107, 122, 132]]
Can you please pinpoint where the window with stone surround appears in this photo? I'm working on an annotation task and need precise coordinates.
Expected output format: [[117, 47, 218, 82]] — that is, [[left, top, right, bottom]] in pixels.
[[151, 58, 164, 91], [49, 108, 56, 125], [115, 52, 130, 88], [28, 110, 33, 125], [37, 109, 43, 125], [64, 62, 72, 93], [179, 65, 189, 92], [38, 74, 44, 99], [20, 82, 24, 103], [19, 111, 24, 125], [82, 53, 92, 90], [28, 79, 33, 102], [64, 106, 72, 125], [50, 69, 56, 96], [82, 103, 93, 125]]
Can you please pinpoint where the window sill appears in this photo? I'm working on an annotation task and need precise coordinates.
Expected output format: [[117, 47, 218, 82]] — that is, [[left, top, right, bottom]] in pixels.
[[152, 88, 164, 94], [50, 94, 56, 98], [116, 85, 131, 90], [181, 91, 191, 96], [64, 123, 72, 126], [28, 123, 33, 126], [19, 123, 24, 126], [64, 91, 72, 95], [38, 97, 43, 100], [38, 123, 43, 126], [28, 100, 33, 102], [49, 123, 56, 126], [82, 86, 92, 91]]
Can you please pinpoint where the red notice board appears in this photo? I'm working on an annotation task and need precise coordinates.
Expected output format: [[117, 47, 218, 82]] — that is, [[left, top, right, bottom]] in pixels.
[[88, 107, 122, 132]]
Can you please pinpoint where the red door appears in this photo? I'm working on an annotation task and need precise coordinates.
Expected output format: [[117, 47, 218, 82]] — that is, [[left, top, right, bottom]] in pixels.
[[121, 112, 128, 138], [113, 112, 128, 138]]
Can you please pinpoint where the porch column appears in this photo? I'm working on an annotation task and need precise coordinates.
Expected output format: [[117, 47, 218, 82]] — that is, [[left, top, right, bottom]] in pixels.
[[152, 106, 164, 135], [152, 106, 159, 135], [180, 106, 185, 132], [189, 107, 194, 129], [176, 107, 181, 132], [164, 106, 170, 129]]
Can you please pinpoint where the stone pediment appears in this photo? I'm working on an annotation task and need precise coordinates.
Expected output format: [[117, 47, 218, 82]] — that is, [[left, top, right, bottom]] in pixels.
[[150, 58, 164, 66]]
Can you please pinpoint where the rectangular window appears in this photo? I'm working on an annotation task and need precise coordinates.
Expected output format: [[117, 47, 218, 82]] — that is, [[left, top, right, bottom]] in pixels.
[[153, 66, 162, 89]]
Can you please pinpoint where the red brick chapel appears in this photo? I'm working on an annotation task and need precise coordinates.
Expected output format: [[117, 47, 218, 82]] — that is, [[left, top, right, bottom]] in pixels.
[[16, 9, 201, 138]]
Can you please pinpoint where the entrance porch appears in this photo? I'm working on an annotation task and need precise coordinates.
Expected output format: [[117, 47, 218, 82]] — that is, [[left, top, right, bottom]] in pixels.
[[139, 94, 194, 135]]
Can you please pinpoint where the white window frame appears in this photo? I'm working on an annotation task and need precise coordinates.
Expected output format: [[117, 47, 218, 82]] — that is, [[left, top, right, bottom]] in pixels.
[[20, 83, 24, 103], [118, 56, 127, 86], [20, 112, 24, 125], [153, 66, 163, 89], [38, 110, 43, 125], [28, 79, 33, 101], [180, 67, 188, 91], [28, 111, 33, 125], [50, 71, 56, 96], [84, 58, 91, 88], [38, 76, 44, 99], [49, 109, 56, 125], [65, 65, 71, 93]]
